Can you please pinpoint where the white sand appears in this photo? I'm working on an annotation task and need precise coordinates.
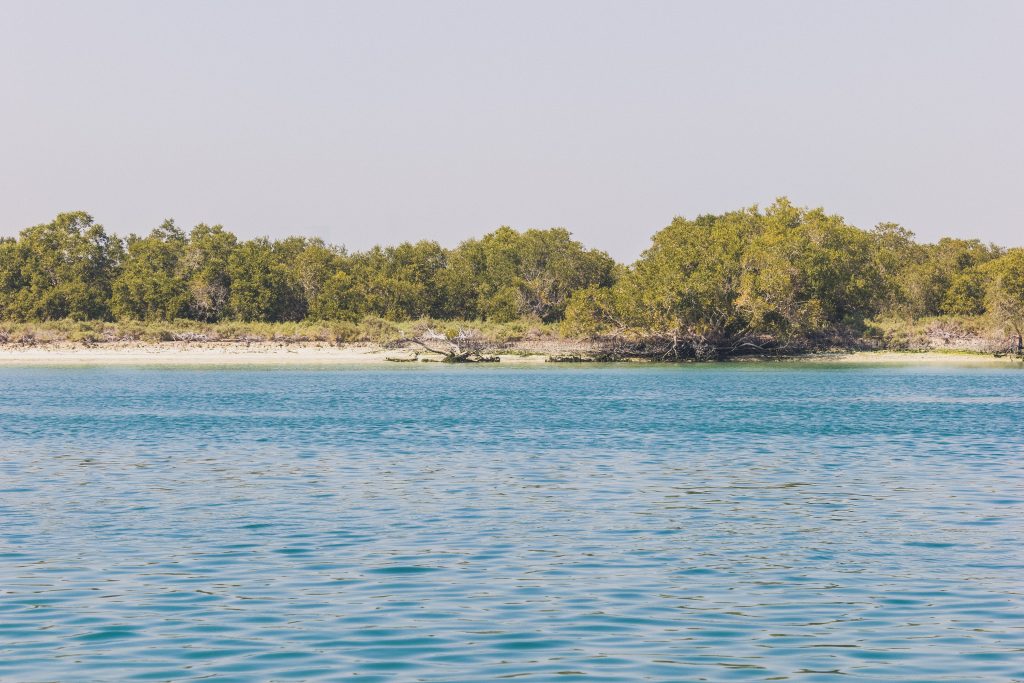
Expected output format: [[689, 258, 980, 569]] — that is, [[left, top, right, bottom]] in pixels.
[[803, 351, 1020, 365], [0, 342, 550, 366], [0, 343, 1018, 367]]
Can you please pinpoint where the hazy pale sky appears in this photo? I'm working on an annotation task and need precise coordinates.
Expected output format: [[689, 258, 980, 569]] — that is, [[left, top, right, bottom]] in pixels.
[[1, 0, 1021, 260]]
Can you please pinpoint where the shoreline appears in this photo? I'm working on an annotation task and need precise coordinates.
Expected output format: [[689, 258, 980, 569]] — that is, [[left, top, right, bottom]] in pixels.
[[0, 342, 1019, 367]]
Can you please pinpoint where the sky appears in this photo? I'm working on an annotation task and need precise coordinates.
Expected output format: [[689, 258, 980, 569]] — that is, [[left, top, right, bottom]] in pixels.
[[1, 0, 1022, 261]]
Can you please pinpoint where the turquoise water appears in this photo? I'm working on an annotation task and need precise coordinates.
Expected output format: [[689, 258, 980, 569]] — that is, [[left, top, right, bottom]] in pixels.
[[1, 364, 1022, 681]]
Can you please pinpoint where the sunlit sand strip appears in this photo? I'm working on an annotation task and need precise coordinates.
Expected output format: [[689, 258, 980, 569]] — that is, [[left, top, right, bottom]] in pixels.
[[0, 343, 1019, 367], [802, 351, 1020, 365], [0, 343, 554, 366]]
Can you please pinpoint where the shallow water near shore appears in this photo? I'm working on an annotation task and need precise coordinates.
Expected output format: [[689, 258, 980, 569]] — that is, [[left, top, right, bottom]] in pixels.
[[1, 365, 1022, 681]]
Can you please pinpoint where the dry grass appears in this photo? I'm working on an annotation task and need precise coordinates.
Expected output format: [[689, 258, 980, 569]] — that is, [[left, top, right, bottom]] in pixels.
[[863, 315, 1010, 353], [0, 317, 563, 347]]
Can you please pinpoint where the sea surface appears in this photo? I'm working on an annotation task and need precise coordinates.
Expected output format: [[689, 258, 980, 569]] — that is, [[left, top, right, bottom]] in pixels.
[[1, 364, 1022, 681]]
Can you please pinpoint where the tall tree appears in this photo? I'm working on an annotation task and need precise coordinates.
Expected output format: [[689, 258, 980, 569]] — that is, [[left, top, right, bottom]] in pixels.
[[227, 238, 288, 322], [2, 212, 121, 321], [985, 248, 1024, 338], [182, 224, 237, 321], [111, 220, 188, 320]]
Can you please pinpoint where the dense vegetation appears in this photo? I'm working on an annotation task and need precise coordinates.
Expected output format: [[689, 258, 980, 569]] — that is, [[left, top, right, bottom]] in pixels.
[[2, 199, 1022, 356]]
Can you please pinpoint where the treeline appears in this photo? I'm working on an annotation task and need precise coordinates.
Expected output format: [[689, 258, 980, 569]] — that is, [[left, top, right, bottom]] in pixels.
[[0, 215, 614, 324], [564, 199, 1024, 349], [1, 198, 1022, 347]]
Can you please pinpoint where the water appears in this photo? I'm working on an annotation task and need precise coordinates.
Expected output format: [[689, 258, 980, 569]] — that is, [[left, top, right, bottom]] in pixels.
[[1, 364, 1022, 681]]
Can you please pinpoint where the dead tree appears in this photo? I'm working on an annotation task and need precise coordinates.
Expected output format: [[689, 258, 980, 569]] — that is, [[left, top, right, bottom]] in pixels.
[[404, 328, 500, 363]]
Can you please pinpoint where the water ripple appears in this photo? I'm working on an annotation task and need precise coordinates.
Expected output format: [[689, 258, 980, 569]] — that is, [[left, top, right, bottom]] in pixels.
[[1, 365, 1022, 680]]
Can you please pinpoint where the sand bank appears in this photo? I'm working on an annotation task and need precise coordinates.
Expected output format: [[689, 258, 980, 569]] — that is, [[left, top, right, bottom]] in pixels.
[[802, 351, 1021, 365], [0, 342, 549, 366], [0, 342, 1019, 367]]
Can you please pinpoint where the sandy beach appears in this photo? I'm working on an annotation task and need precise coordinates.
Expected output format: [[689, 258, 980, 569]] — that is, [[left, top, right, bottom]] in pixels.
[[0, 342, 552, 366], [0, 342, 1019, 367], [801, 351, 1021, 366]]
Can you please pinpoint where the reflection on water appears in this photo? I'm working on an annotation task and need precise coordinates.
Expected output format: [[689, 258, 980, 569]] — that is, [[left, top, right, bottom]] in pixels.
[[1, 365, 1022, 681]]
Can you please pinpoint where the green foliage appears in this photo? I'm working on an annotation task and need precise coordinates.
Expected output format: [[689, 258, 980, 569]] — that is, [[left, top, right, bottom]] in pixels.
[[445, 227, 616, 322], [898, 238, 1001, 317], [942, 269, 988, 316], [562, 285, 621, 336], [562, 198, 1016, 345], [617, 208, 755, 338], [0, 212, 121, 321], [868, 221, 920, 312], [111, 220, 189, 321], [740, 201, 879, 335], [606, 200, 882, 341], [224, 237, 318, 323], [1, 202, 1017, 348], [182, 223, 236, 321], [349, 241, 448, 320], [984, 248, 1024, 335]]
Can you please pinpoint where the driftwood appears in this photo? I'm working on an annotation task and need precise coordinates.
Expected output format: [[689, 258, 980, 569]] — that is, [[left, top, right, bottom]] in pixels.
[[400, 328, 500, 363]]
